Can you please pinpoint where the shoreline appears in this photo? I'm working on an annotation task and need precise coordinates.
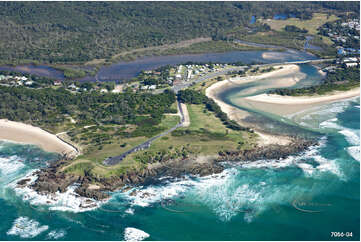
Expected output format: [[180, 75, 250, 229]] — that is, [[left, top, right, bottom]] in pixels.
[[205, 64, 304, 145], [0, 119, 78, 157], [245, 88, 360, 105], [206, 64, 359, 117]]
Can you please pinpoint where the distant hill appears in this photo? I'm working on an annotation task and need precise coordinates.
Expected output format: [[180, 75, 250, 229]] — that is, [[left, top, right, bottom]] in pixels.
[[0, 1, 358, 64]]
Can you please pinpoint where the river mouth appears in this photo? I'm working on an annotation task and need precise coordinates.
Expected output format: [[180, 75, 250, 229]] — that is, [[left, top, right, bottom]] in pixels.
[[216, 64, 326, 139]]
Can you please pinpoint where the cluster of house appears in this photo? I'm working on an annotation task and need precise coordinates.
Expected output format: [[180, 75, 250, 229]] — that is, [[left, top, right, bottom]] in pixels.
[[140, 84, 157, 90], [323, 19, 360, 55], [341, 19, 360, 32], [0, 75, 34, 86], [173, 64, 230, 84], [340, 57, 359, 68], [67, 83, 115, 93]]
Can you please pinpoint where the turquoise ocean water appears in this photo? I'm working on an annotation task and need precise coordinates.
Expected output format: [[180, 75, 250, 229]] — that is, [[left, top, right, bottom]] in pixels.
[[0, 65, 359, 241]]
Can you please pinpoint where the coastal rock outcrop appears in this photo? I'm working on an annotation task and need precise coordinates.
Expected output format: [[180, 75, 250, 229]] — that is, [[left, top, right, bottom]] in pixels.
[[27, 138, 317, 201]]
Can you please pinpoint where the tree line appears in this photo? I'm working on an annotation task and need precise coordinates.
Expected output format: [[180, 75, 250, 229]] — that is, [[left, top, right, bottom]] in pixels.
[[178, 89, 251, 132]]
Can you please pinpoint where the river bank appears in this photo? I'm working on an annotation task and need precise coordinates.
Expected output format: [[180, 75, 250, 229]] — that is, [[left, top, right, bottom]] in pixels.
[[0, 119, 78, 158], [205, 64, 359, 117], [205, 64, 307, 140]]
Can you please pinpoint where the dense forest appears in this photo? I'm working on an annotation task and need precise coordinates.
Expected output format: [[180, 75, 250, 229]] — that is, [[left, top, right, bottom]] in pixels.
[[0, 1, 358, 64], [0, 86, 176, 130], [269, 67, 360, 96]]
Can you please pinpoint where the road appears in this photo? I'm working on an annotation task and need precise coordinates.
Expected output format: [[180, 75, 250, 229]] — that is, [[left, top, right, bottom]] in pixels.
[[171, 58, 334, 93], [103, 58, 334, 165], [103, 99, 186, 165]]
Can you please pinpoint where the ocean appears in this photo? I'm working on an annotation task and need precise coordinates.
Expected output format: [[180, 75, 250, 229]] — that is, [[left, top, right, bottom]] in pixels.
[[0, 70, 359, 240]]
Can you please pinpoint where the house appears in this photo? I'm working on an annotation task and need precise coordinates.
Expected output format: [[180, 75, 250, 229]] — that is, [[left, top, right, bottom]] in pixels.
[[345, 62, 358, 67], [100, 88, 108, 93], [54, 80, 62, 86], [343, 57, 358, 63], [25, 81, 34, 86], [68, 84, 77, 89], [149, 85, 157, 90], [141, 85, 149, 90]]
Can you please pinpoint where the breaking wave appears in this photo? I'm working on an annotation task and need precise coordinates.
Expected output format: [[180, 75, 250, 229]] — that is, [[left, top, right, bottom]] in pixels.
[[124, 227, 150, 241], [7, 216, 48, 239], [12, 172, 104, 213]]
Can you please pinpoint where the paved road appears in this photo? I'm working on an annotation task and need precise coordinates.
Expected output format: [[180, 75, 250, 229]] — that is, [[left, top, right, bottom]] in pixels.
[[171, 58, 334, 93], [103, 99, 186, 165], [103, 58, 334, 165]]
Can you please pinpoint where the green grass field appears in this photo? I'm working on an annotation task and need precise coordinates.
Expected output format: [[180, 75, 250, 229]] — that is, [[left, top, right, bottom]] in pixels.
[[237, 13, 339, 56], [63, 115, 180, 177], [260, 13, 339, 35]]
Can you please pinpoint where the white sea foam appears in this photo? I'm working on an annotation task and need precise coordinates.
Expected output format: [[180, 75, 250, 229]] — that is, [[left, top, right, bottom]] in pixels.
[[319, 118, 344, 130], [124, 227, 150, 241], [7, 216, 48, 238], [289, 98, 355, 129], [120, 169, 236, 209], [338, 129, 360, 146], [347, 146, 360, 162], [125, 208, 135, 215], [47, 229, 66, 240], [0, 156, 25, 176], [240, 137, 344, 179], [12, 172, 104, 213]]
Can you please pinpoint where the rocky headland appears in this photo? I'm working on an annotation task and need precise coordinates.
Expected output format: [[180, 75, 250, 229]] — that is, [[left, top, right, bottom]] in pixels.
[[17, 138, 317, 202]]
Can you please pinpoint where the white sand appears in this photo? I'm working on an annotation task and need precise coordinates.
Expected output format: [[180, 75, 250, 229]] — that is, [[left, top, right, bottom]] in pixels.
[[205, 64, 360, 145], [205, 64, 303, 122], [205, 65, 303, 146], [0, 119, 78, 156], [245, 88, 360, 105]]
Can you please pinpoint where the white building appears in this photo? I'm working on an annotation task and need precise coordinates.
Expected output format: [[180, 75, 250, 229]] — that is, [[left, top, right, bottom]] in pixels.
[[344, 57, 358, 62], [345, 62, 358, 67]]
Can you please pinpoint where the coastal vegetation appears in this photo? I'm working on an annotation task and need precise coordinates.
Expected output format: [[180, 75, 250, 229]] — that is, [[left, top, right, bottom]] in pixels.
[[0, 2, 358, 64], [0, 78, 257, 178], [52, 66, 98, 79], [178, 90, 250, 131], [236, 13, 339, 57], [0, 86, 176, 132], [269, 66, 360, 96]]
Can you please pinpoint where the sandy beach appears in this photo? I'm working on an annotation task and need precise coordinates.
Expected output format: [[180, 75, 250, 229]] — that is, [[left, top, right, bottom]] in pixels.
[[206, 64, 360, 144], [0, 119, 78, 156], [205, 64, 304, 145], [242, 88, 360, 115], [205, 64, 304, 122], [245, 88, 360, 105]]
